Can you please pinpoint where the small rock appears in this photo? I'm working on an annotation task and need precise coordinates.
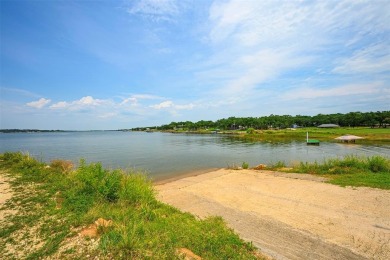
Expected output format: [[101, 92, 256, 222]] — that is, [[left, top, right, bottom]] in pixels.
[[254, 164, 267, 170]]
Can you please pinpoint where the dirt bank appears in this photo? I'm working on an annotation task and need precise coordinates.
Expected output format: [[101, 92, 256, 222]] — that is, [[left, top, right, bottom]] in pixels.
[[156, 169, 390, 260]]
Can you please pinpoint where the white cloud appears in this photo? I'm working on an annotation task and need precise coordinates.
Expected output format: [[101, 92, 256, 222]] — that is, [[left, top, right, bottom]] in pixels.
[[50, 96, 107, 110], [223, 48, 311, 95], [120, 94, 163, 106], [150, 100, 173, 109], [150, 100, 194, 110], [120, 97, 138, 106], [26, 98, 51, 109], [47, 94, 193, 121], [50, 101, 68, 109], [76, 96, 104, 106]]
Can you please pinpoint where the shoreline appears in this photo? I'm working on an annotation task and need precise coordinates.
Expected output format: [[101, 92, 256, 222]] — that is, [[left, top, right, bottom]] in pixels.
[[153, 167, 219, 185], [153, 168, 330, 186]]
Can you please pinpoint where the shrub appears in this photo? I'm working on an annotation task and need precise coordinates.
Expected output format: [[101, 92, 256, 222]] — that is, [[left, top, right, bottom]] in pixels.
[[246, 128, 255, 134], [242, 162, 249, 169], [119, 174, 155, 206], [2, 151, 24, 164], [99, 170, 122, 202], [367, 156, 390, 173], [71, 160, 122, 203]]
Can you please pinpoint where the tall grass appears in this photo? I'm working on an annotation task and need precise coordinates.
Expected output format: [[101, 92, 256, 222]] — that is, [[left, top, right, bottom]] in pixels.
[[293, 155, 390, 175], [290, 155, 390, 189], [0, 152, 262, 259]]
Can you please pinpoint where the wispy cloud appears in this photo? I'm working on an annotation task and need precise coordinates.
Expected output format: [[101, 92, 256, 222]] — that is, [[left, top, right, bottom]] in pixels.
[[208, 0, 390, 47], [120, 97, 138, 106], [214, 48, 311, 97], [192, 0, 390, 110], [282, 82, 384, 100], [128, 0, 180, 22], [26, 98, 51, 109], [333, 43, 390, 74], [120, 94, 163, 106], [2, 0, 389, 130], [1, 87, 42, 98]]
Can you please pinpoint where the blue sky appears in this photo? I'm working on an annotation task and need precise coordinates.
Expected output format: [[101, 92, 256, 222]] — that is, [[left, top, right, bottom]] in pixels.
[[1, 0, 389, 130]]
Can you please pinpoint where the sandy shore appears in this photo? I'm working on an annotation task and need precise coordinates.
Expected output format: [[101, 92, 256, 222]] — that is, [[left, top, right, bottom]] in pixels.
[[156, 169, 390, 260]]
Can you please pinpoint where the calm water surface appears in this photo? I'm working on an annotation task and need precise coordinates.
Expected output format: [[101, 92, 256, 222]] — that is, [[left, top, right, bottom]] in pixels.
[[1, 131, 389, 180]]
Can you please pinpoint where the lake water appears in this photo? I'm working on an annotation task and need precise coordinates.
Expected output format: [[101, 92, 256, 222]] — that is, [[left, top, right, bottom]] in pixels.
[[1, 131, 389, 181]]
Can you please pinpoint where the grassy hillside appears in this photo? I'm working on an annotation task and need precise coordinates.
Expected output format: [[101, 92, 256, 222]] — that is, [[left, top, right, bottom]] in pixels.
[[0, 152, 264, 259]]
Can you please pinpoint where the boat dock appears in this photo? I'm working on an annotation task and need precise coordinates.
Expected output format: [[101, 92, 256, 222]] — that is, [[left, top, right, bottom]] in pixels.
[[306, 132, 320, 145]]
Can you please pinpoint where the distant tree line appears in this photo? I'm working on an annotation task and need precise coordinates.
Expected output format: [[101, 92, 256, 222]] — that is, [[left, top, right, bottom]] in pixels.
[[134, 111, 390, 131], [0, 129, 65, 133]]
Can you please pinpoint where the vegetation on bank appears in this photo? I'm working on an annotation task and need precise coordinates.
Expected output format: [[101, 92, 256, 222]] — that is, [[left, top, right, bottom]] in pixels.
[[0, 152, 263, 259], [241, 127, 390, 142], [157, 127, 389, 143], [132, 111, 390, 131], [267, 155, 390, 190]]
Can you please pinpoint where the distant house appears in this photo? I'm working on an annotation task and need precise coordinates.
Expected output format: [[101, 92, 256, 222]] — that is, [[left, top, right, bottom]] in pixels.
[[317, 124, 340, 128]]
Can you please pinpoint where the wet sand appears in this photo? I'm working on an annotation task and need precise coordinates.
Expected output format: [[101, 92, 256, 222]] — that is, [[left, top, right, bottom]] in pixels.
[[153, 167, 219, 185], [156, 169, 390, 260]]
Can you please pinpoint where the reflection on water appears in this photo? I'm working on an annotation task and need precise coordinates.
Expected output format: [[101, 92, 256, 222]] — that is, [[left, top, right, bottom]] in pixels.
[[1, 131, 389, 180]]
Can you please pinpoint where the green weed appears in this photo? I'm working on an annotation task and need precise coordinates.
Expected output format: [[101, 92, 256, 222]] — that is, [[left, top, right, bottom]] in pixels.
[[242, 162, 249, 169], [269, 160, 286, 169]]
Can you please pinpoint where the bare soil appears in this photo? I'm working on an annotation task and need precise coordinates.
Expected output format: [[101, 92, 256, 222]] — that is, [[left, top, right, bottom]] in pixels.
[[0, 172, 16, 222], [156, 169, 390, 260]]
